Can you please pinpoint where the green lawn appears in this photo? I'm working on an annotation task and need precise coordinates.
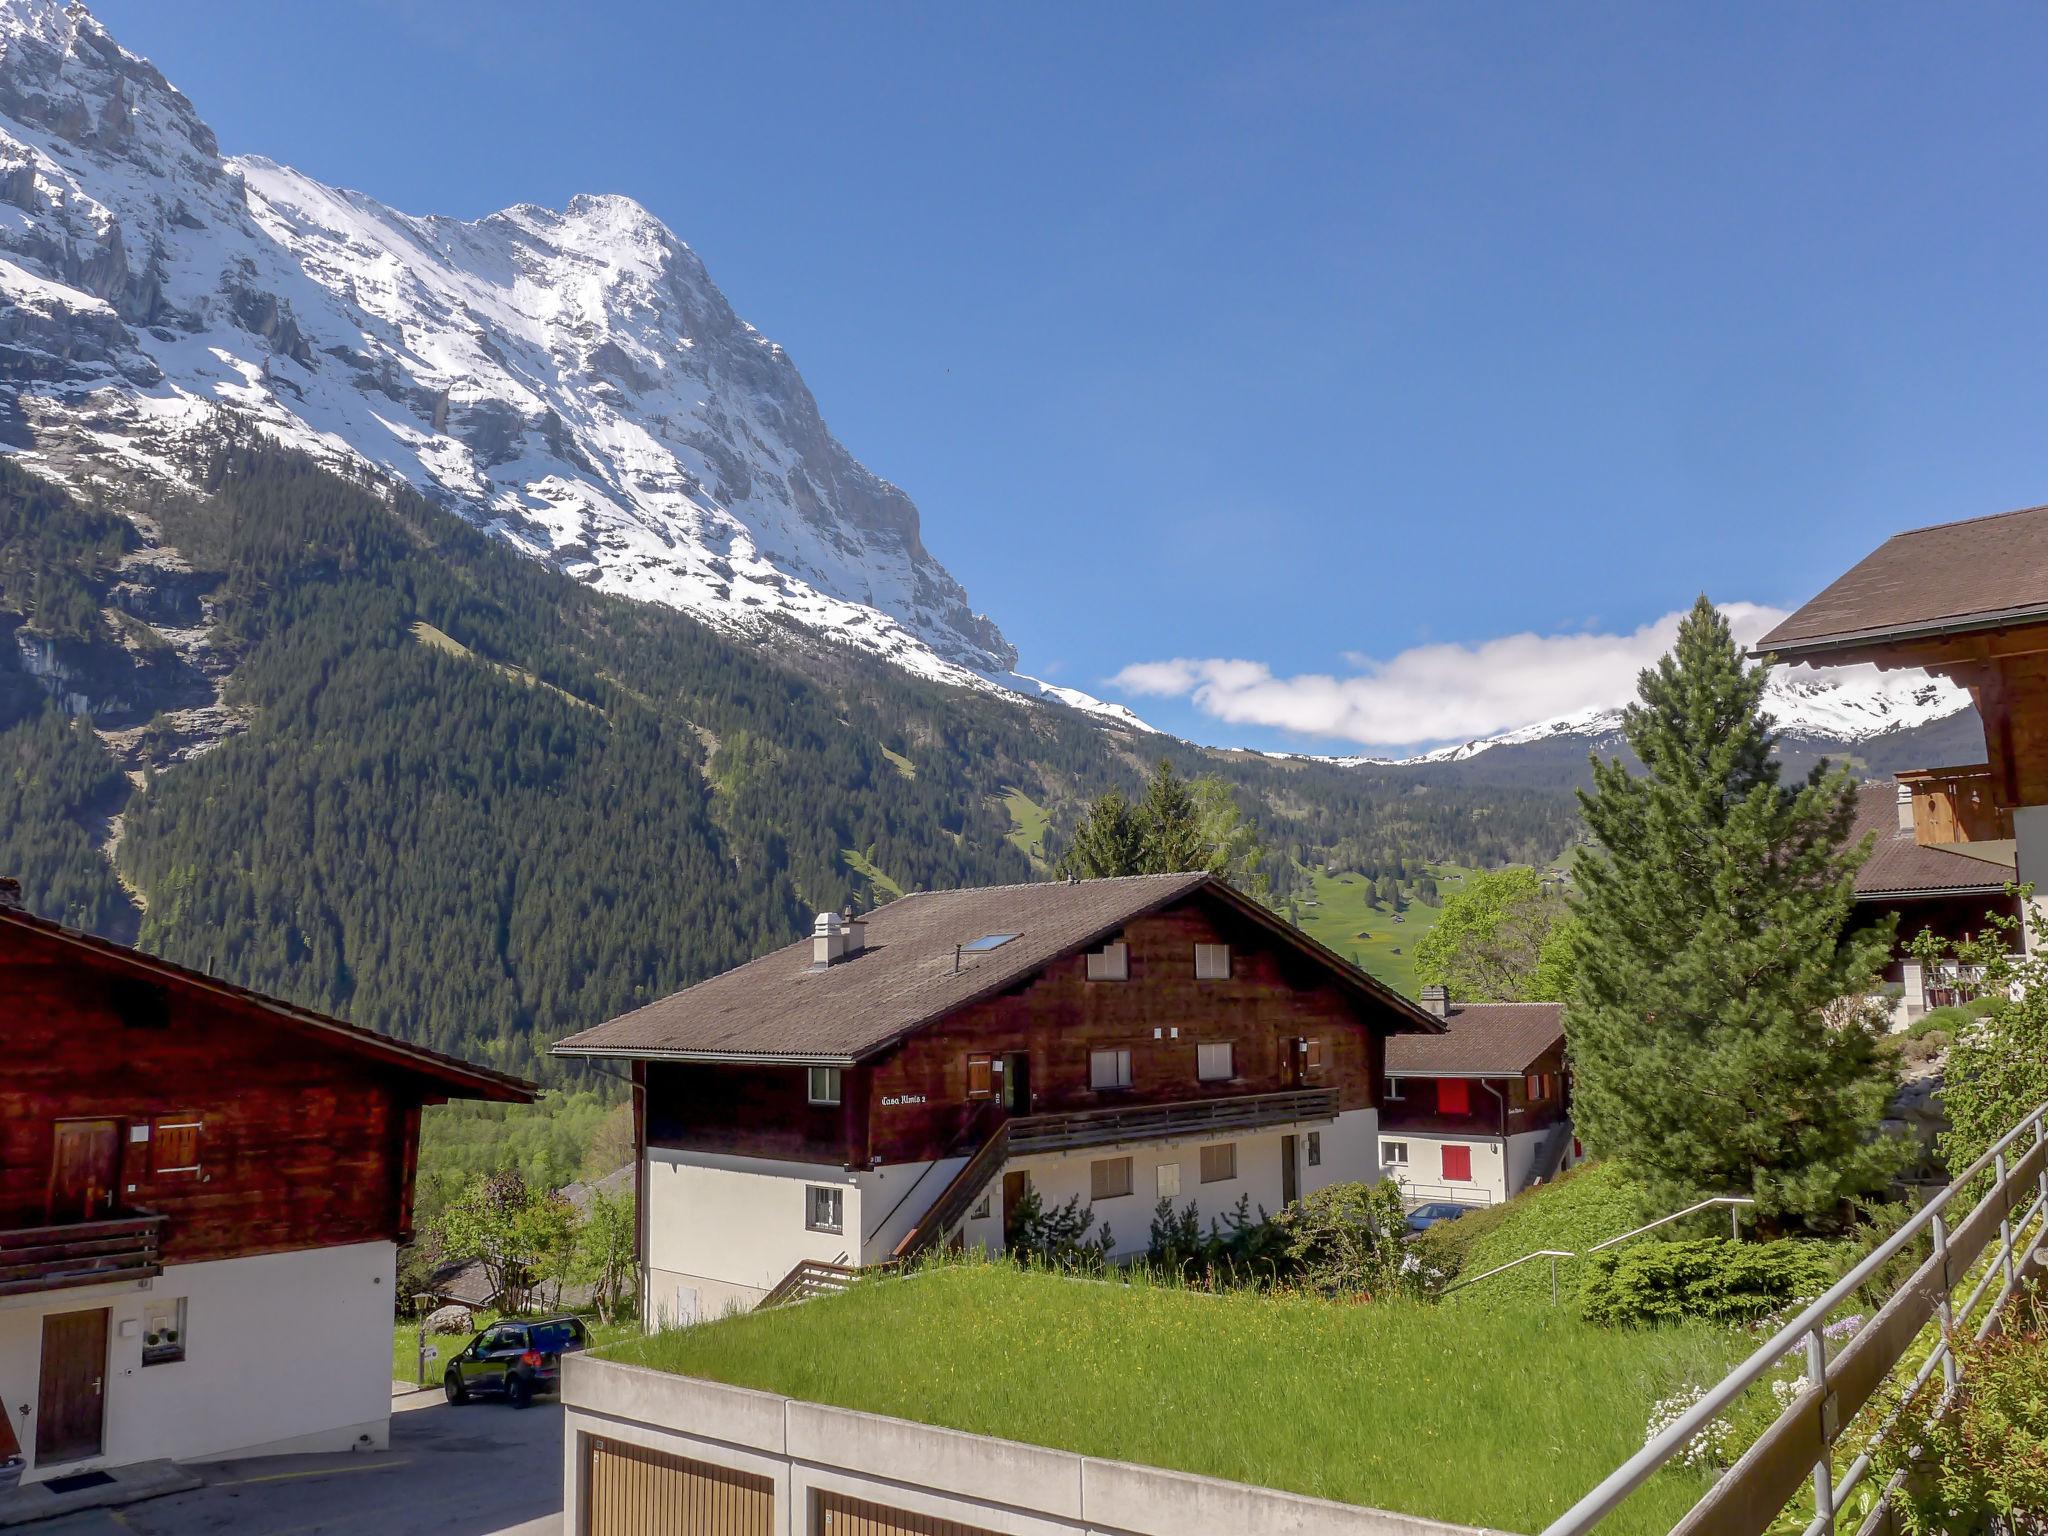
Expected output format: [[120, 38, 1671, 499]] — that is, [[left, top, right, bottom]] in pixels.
[[1289, 862, 1471, 998], [394, 1309, 641, 1388], [878, 744, 917, 781], [607, 1262, 1740, 1534], [996, 785, 1051, 868], [840, 846, 906, 899]]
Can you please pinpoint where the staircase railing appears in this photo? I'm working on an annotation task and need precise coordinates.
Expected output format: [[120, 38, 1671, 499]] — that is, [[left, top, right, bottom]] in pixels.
[[1541, 1100, 2048, 1536], [758, 1256, 860, 1310], [894, 1120, 1012, 1262], [1441, 1194, 1755, 1302]]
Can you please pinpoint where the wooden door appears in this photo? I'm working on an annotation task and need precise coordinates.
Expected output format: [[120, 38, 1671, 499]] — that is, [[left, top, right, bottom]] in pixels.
[[48, 1120, 121, 1222], [584, 1435, 771, 1535], [36, 1309, 108, 1465], [816, 1491, 1000, 1535], [1281, 1134, 1299, 1206], [1001, 1053, 1030, 1114], [1001, 1170, 1029, 1247]]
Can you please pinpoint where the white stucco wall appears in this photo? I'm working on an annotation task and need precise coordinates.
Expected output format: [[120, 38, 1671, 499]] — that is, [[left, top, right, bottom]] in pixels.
[[0, 1240, 395, 1482], [1302, 1108, 1381, 1196], [1381, 1132, 1506, 1205], [644, 1148, 866, 1317]]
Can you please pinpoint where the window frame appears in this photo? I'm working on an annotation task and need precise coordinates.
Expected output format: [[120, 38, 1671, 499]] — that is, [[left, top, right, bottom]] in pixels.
[[1525, 1071, 1552, 1103], [1384, 1076, 1406, 1101], [1306, 1131, 1322, 1168], [1193, 943, 1232, 980], [807, 1066, 843, 1107], [1085, 943, 1130, 982], [1199, 1142, 1238, 1184], [805, 1184, 845, 1234], [141, 1295, 187, 1367], [1382, 1140, 1410, 1168], [1090, 1156, 1135, 1201], [151, 1116, 202, 1177], [1196, 1041, 1235, 1083], [1089, 1047, 1134, 1091]]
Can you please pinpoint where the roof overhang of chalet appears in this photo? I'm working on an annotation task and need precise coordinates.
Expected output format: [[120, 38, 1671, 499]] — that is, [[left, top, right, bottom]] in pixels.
[[1, 905, 534, 1103], [1754, 503, 2048, 668], [552, 872, 1444, 1065], [1383, 1001, 1564, 1078], [1847, 784, 2020, 903]]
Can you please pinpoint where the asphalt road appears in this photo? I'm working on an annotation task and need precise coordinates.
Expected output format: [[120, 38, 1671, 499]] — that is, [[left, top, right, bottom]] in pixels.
[[35, 1392, 562, 1536]]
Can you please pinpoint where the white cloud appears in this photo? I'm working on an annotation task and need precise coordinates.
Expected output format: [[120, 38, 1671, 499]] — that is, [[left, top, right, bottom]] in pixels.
[[1109, 602, 1795, 749]]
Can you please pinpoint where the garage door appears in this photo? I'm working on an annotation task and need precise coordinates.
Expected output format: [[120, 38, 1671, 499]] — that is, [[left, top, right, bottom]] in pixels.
[[585, 1435, 773, 1536], [815, 1490, 1001, 1536]]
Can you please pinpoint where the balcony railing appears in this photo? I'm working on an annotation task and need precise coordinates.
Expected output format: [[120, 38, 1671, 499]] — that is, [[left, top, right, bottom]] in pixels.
[[0, 1210, 165, 1298], [1009, 1087, 1340, 1156]]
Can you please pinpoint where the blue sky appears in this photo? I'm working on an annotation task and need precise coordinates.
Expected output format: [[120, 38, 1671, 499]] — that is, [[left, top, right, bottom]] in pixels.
[[93, 2, 2048, 751]]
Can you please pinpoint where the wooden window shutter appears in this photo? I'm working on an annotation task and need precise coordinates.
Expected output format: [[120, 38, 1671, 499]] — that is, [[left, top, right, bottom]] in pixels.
[[1305, 1038, 1325, 1071], [967, 1055, 993, 1098], [1442, 1145, 1473, 1182], [1438, 1079, 1471, 1115], [152, 1117, 201, 1175]]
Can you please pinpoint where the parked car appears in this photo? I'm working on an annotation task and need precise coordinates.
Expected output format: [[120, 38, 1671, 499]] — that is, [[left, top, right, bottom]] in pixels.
[[444, 1315, 590, 1407], [1404, 1201, 1470, 1235]]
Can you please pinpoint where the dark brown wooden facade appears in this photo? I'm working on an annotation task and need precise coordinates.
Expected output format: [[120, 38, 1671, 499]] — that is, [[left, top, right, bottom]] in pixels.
[[1379, 1040, 1570, 1140], [1, 906, 530, 1273], [643, 891, 1395, 1170]]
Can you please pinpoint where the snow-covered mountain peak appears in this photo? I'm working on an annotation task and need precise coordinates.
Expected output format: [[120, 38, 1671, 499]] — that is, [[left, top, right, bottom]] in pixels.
[[0, 0, 1112, 709]]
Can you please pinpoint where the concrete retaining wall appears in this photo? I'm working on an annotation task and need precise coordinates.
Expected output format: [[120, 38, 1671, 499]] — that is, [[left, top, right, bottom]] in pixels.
[[562, 1353, 1498, 1536]]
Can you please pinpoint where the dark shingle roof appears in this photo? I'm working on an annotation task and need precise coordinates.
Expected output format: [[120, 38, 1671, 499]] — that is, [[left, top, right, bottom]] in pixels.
[[1385, 1002, 1564, 1077], [1759, 503, 2048, 660], [554, 873, 1439, 1063], [1851, 784, 2015, 897]]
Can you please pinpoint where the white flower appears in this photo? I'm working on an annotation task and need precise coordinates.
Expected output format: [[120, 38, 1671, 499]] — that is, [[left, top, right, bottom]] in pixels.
[[1643, 1385, 1736, 1471]]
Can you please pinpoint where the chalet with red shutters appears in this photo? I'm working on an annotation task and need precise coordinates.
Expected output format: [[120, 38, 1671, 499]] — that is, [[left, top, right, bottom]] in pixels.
[[1378, 987, 1573, 1208], [553, 872, 1441, 1319], [0, 881, 531, 1488]]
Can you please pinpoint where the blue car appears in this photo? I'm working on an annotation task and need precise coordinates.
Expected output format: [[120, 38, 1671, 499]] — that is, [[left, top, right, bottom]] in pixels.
[[1405, 1201, 1470, 1234]]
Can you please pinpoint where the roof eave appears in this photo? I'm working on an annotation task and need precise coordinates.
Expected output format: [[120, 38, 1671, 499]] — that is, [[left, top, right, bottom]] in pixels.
[[551, 1044, 860, 1067], [1754, 600, 2048, 663]]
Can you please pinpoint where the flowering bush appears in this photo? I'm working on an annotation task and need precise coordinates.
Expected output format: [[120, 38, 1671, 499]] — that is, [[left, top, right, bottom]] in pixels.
[[1642, 1384, 1736, 1471]]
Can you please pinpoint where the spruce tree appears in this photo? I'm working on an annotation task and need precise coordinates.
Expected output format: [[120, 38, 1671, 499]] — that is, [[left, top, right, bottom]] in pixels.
[[1138, 759, 1209, 874], [1568, 597, 1904, 1222], [1057, 790, 1148, 878]]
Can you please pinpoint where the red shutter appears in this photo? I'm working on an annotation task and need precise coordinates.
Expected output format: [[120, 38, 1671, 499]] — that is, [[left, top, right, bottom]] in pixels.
[[1438, 1079, 1471, 1115], [1442, 1145, 1473, 1182]]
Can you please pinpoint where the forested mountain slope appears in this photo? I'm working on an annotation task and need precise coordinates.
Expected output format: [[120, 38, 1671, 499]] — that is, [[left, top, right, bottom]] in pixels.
[[0, 427, 1582, 1079]]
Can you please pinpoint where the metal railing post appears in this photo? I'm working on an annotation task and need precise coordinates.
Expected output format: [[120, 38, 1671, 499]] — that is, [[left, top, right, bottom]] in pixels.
[[1731, 1202, 1739, 1240], [1932, 1211, 1958, 1393], [1997, 1151, 2017, 1297], [1805, 1326, 1835, 1532], [1549, 1254, 1558, 1306]]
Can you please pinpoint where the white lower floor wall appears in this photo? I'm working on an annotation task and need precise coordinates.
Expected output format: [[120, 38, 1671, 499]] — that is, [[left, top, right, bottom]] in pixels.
[[0, 1240, 396, 1484], [1383, 1125, 1570, 1207]]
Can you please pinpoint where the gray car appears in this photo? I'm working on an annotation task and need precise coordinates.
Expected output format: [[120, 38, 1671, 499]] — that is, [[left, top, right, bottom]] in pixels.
[[444, 1316, 590, 1408]]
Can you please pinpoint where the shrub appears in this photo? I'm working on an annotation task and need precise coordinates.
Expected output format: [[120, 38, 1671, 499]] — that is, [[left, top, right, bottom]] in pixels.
[[1579, 1238, 1835, 1326], [1448, 1162, 1653, 1307], [1272, 1180, 1410, 1298], [1145, 1194, 1284, 1285], [1006, 1186, 1112, 1270]]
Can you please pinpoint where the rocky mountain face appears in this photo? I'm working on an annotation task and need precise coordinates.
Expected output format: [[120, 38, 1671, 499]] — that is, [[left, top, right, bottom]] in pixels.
[[0, 0, 1063, 704]]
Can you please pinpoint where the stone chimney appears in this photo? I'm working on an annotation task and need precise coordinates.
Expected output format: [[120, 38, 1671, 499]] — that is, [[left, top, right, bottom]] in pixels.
[[810, 911, 846, 969], [1896, 782, 1916, 834], [0, 876, 21, 911], [842, 906, 867, 958], [1420, 984, 1449, 1018]]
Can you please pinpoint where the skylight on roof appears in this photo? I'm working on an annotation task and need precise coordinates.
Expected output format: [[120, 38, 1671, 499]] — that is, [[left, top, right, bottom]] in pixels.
[[962, 933, 1020, 952]]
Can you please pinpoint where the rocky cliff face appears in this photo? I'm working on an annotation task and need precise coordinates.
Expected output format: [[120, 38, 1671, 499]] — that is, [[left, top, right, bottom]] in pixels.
[[0, 0, 1031, 689]]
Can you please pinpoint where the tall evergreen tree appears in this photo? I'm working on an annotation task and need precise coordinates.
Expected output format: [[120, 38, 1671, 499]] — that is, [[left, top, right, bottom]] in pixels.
[[1139, 759, 1209, 874], [1057, 789, 1148, 878], [1568, 597, 1905, 1222]]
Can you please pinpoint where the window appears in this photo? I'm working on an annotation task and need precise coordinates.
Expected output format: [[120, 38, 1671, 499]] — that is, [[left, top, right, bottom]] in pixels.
[[1193, 943, 1231, 980], [1306, 1131, 1322, 1168], [1090, 1048, 1133, 1090], [1157, 1162, 1181, 1199], [1197, 1042, 1234, 1082], [1090, 1157, 1135, 1200], [1525, 1072, 1553, 1103], [1384, 1077, 1406, 1100], [963, 933, 1020, 952], [806, 1186, 844, 1233], [1304, 1038, 1325, 1072], [1442, 1145, 1473, 1183], [151, 1117, 201, 1176], [969, 1192, 992, 1221], [1086, 943, 1129, 981], [1200, 1142, 1237, 1184], [808, 1066, 842, 1106], [1382, 1140, 1410, 1168], [966, 1054, 994, 1099], [142, 1296, 186, 1367], [1437, 1078, 1471, 1115]]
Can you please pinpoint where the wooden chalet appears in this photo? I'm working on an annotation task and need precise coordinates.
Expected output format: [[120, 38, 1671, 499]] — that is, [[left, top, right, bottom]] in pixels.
[[554, 872, 1440, 1319], [0, 881, 531, 1486], [1380, 988, 1572, 1208]]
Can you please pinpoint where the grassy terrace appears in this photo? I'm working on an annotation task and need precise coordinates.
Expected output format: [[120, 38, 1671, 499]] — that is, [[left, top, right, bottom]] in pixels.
[[605, 1261, 1742, 1534]]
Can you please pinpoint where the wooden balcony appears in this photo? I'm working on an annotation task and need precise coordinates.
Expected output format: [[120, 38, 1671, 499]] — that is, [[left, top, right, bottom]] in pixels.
[[0, 1211, 165, 1298], [1009, 1087, 1340, 1156]]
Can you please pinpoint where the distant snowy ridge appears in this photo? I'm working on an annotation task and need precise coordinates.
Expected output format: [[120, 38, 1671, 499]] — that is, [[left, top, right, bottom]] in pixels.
[[0, 0, 1149, 728], [1251, 664, 1971, 767]]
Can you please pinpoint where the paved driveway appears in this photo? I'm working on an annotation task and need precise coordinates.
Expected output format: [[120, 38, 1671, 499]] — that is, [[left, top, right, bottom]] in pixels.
[[34, 1392, 561, 1536]]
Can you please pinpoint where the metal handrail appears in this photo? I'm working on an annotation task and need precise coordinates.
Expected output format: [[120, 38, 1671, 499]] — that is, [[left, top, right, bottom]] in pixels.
[[1439, 1195, 1754, 1299], [1540, 1098, 2048, 1536]]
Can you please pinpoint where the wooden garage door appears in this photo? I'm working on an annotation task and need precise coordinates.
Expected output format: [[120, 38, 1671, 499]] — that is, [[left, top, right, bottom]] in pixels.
[[815, 1491, 1001, 1536], [585, 1435, 773, 1536]]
